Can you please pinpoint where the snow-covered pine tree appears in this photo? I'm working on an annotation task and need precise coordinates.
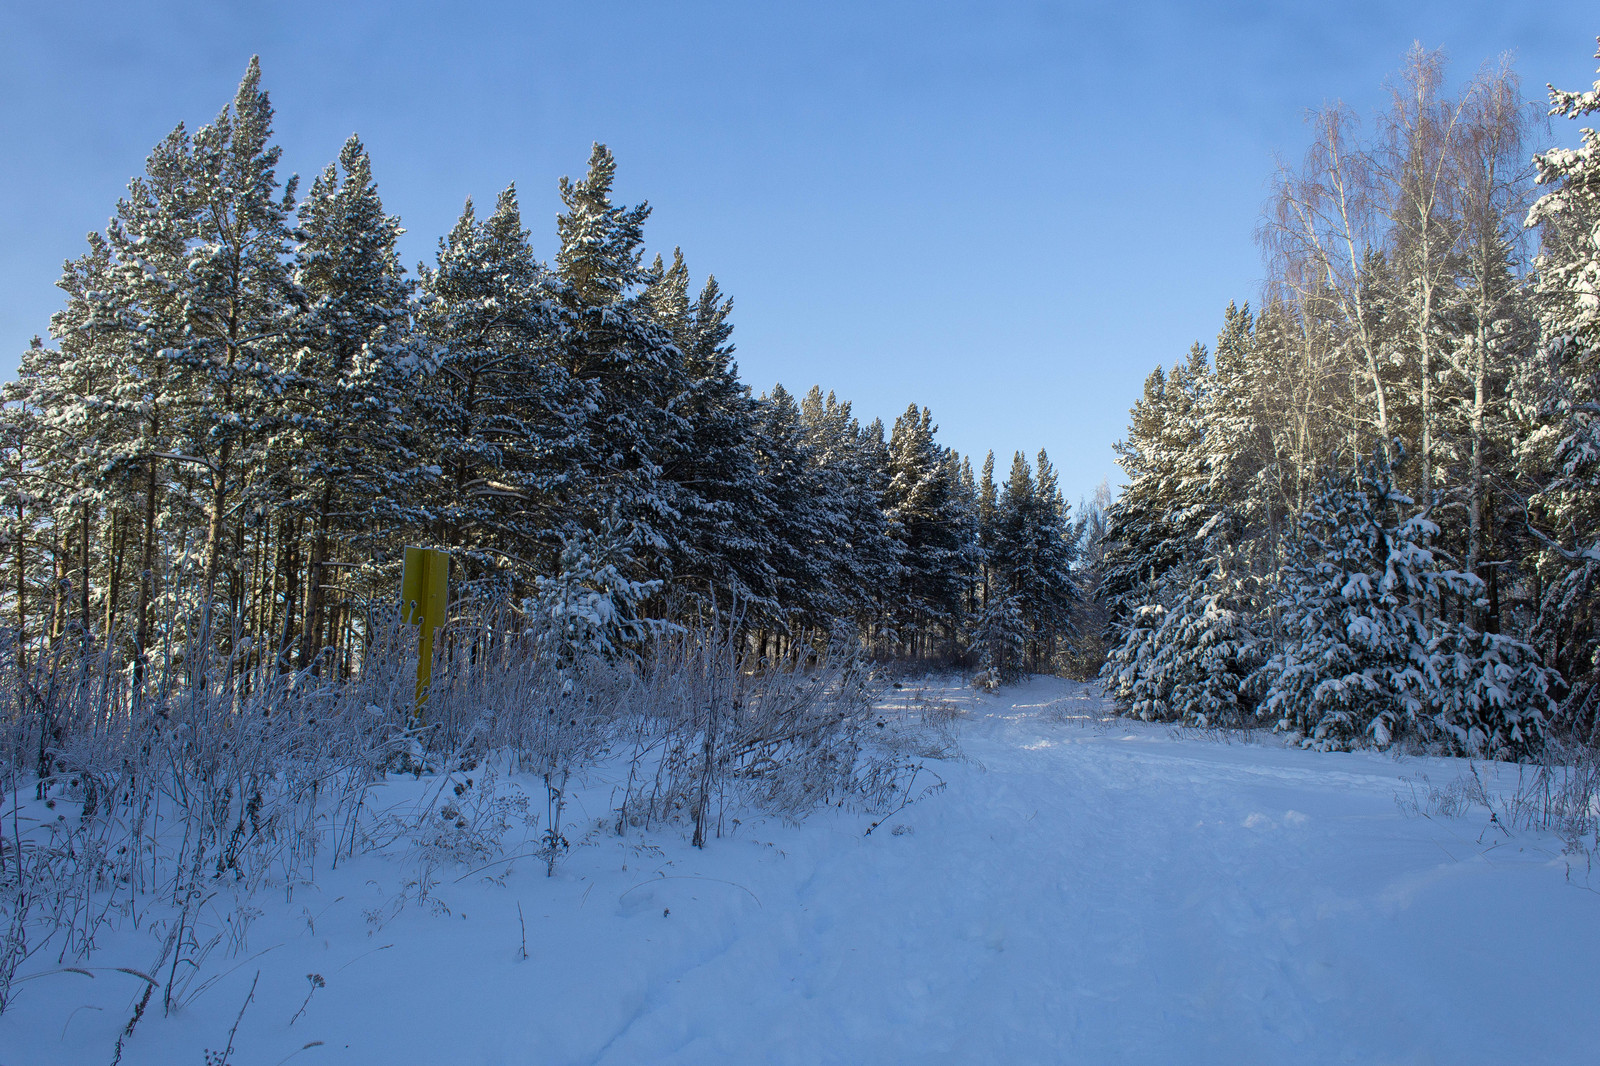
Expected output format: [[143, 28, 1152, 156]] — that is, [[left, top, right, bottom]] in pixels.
[[954, 452, 983, 628], [95, 123, 196, 661], [283, 134, 428, 666], [172, 57, 300, 605], [643, 254, 776, 616], [799, 387, 898, 631], [976, 450, 998, 610], [414, 187, 581, 591], [1099, 346, 1213, 624], [1518, 41, 1600, 726], [1100, 546, 1265, 727], [990, 451, 1077, 672], [24, 235, 124, 646], [1262, 448, 1552, 752], [1264, 452, 1445, 748], [852, 415, 905, 650], [971, 593, 1028, 691], [550, 144, 685, 596], [0, 343, 52, 657], [1030, 450, 1079, 655], [528, 506, 666, 664], [885, 404, 971, 659], [37, 62, 300, 653], [752, 384, 836, 640], [1099, 343, 1227, 704]]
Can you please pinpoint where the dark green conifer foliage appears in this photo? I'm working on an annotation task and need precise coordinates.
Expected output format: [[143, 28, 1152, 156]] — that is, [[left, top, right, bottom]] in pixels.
[[416, 187, 581, 587], [286, 135, 426, 663], [885, 404, 970, 656]]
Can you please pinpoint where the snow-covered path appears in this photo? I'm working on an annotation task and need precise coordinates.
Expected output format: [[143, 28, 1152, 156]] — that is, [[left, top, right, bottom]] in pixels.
[[8, 677, 1600, 1065]]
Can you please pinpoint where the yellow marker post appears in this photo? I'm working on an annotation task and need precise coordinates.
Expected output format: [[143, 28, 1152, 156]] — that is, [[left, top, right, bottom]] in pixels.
[[401, 546, 449, 717]]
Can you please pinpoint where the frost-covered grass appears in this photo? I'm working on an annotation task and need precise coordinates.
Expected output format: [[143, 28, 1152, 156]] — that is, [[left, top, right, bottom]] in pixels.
[[5, 674, 1599, 1064], [0, 609, 917, 1052]]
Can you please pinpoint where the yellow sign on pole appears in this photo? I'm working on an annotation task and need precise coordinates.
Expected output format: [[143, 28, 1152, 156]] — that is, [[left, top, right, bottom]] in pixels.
[[401, 546, 449, 717]]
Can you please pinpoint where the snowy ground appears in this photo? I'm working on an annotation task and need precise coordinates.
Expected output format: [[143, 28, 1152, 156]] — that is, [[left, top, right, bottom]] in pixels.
[[6, 676, 1599, 1065]]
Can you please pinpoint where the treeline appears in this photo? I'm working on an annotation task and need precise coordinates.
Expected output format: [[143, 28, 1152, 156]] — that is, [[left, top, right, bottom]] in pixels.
[[1098, 43, 1600, 755], [0, 58, 1084, 676]]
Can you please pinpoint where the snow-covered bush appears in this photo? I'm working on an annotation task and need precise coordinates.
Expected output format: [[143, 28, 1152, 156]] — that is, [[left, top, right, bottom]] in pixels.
[[614, 618, 902, 847]]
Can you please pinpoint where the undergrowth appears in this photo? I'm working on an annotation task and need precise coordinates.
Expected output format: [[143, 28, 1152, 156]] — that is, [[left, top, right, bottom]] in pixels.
[[0, 602, 927, 1018], [1396, 740, 1600, 881]]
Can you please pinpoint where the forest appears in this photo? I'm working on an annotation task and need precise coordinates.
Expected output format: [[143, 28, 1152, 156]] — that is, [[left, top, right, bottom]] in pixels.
[[6, 43, 1600, 759], [1101, 43, 1600, 757], [0, 58, 1080, 692]]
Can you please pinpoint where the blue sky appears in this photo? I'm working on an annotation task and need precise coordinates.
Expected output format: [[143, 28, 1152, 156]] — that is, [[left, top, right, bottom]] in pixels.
[[2, 2, 1596, 507]]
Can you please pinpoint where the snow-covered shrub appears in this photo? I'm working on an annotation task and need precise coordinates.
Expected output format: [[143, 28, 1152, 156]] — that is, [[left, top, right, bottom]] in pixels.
[[1398, 740, 1600, 870], [614, 619, 899, 847]]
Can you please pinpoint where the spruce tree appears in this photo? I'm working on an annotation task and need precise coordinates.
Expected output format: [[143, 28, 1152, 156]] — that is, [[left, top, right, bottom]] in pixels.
[[1263, 450, 1551, 752]]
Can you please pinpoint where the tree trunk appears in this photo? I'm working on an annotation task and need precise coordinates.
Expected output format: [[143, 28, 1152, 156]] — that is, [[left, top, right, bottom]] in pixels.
[[202, 440, 232, 603], [49, 530, 65, 644], [135, 454, 159, 683], [1466, 322, 1488, 629], [13, 488, 27, 672], [105, 509, 126, 638], [79, 501, 91, 640], [278, 514, 302, 669], [301, 481, 335, 670]]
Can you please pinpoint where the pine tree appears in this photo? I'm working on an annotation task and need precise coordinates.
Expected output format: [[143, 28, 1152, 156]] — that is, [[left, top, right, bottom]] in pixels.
[[885, 404, 969, 657], [1519, 41, 1600, 718], [752, 384, 834, 635], [528, 507, 665, 664], [100, 124, 196, 660], [644, 256, 776, 614], [852, 415, 905, 647], [1102, 549, 1265, 727], [976, 450, 998, 608], [415, 187, 581, 589], [551, 143, 685, 594], [0, 342, 51, 659], [177, 57, 300, 604], [1263, 450, 1551, 752], [26, 238, 124, 645], [799, 387, 896, 627], [1099, 346, 1213, 623], [283, 134, 427, 664], [988, 451, 1077, 672], [971, 593, 1028, 690]]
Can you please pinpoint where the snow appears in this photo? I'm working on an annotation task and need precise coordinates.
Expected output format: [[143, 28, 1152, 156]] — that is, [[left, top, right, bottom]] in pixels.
[[6, 676, 1599, 1064]]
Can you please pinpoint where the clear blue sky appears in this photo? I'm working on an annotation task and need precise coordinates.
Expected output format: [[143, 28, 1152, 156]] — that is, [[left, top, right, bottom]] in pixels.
[[3, 2, 1596, 507]]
